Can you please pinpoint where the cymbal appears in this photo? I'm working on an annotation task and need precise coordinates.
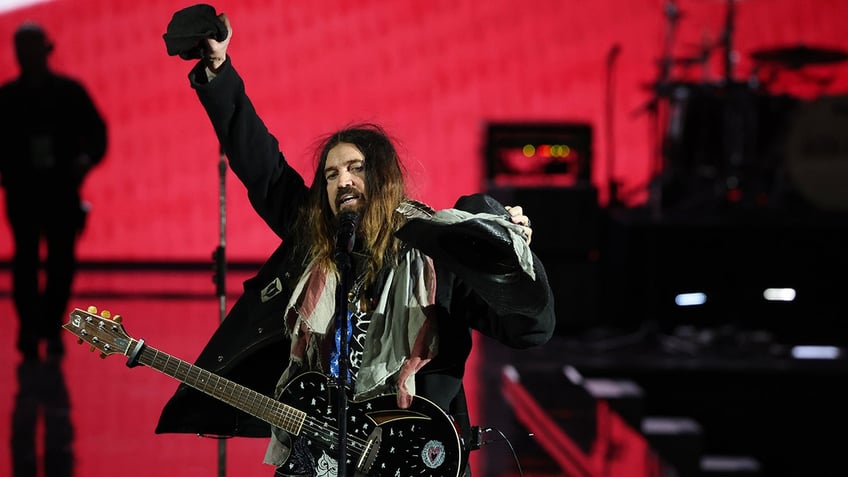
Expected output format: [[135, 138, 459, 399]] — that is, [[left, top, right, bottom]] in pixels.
[[751, 44, 848, 69]]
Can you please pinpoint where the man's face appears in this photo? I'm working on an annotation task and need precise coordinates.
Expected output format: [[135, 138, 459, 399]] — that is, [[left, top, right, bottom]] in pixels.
[[325, 142, 367, 216]]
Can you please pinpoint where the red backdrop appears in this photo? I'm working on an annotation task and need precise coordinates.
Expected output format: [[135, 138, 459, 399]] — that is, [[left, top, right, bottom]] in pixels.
[[1, 0, 846, 263], [1, 2, 847, 477]]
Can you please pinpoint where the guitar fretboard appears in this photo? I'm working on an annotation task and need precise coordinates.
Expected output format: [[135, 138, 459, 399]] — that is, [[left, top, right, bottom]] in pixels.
[[132, 340, 305, 435]]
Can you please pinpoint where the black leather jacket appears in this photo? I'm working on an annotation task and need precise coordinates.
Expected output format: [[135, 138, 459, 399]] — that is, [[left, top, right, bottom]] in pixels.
[[155, 59, 556, 456]]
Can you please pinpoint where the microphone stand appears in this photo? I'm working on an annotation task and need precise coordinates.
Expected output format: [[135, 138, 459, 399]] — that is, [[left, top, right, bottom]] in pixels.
[[334, 233, 354, 476], [213, 143, 228, 477]]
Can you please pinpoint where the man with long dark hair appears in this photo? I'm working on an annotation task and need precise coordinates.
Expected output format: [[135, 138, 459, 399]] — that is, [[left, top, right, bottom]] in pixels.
[[156, 7, 556, 476]]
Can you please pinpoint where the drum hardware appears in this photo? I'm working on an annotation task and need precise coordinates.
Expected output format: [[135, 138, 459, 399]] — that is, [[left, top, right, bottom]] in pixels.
[[750, 45, 848, 70], [719, 0, 748, 85], [641, 0, 741, 213], [639, 0, 844, 214]]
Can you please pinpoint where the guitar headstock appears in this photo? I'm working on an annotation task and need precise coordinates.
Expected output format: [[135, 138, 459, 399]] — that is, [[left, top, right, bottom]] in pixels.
[[63, 306, 133, 359]]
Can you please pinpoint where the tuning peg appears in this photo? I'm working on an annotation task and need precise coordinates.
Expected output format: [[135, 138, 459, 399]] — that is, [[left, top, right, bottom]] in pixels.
[[101, 310, 112, 319], [100, 353, 107, 359], [87, 305, 98, 314], [113, 314, 122, 323], [90, 346, 96, 352], [76, 338, 83, 345]]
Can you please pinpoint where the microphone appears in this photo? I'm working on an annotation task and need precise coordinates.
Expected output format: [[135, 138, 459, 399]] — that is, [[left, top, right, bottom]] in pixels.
[[336, 210, 360, 255]]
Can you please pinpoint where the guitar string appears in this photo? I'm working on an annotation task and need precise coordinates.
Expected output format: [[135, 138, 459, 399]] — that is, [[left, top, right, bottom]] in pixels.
[[82, 318, 457, 471], [299, 415, 370, 454], [81, 326, 455, 469], [82, 322, 397, 463], [139, 347, 372, 455]]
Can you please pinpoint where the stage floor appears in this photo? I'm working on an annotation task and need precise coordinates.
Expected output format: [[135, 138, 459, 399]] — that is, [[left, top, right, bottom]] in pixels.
[[0, 268, 517, 477], [2, 267, 845, 477]]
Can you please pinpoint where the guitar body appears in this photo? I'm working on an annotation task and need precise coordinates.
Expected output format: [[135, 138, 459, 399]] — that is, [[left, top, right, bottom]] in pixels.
[[276, 372, 463, 477]]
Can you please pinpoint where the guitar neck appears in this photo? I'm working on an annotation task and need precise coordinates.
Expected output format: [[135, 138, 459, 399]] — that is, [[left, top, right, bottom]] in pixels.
[[127, 339, 305, 435]]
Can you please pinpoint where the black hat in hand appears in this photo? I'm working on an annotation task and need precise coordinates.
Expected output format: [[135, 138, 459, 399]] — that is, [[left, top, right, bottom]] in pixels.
[[163, 4, 228, 60], [396, 193, 551, 315]]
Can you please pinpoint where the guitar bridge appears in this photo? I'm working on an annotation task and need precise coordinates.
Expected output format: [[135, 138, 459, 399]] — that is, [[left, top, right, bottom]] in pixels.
[[356, 427, 382, 475]]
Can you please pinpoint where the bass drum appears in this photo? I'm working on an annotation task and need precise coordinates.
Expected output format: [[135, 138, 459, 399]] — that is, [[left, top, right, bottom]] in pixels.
[[783, 95, 848, 211]]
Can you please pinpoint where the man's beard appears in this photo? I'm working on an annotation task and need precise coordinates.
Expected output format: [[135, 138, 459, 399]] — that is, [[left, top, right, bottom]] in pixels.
[[336, 186, 366, 216]]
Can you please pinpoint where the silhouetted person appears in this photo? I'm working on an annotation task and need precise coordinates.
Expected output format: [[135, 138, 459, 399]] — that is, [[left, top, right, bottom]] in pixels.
[[0, 22, 107, 361]]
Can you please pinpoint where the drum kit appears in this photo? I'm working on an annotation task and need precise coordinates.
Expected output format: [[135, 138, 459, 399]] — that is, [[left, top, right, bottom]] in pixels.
[[647, 0, 848, 214]]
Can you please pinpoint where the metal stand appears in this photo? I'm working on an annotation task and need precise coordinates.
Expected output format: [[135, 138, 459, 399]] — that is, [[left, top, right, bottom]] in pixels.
[[651, 0, 682, 219], [213, 144, 228, 477], [605, 42, 623, 209], [334, 212, 358, 476], [335, 255, 352, 476]]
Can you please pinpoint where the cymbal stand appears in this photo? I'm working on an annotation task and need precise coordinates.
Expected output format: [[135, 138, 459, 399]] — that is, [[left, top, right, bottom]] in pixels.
[[659, 0, 682, 84], [648, 0, 683, 218], [719, 0, 738, 85], [718, 0, 751, 204]]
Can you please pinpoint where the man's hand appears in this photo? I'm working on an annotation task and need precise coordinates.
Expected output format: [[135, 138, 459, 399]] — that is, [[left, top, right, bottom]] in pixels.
[[505, 205, 533, 244], [203, 13, 231, 73]]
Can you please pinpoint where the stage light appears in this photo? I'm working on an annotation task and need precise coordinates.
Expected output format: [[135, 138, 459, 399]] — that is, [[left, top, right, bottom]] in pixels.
[[790, 345, 841, 360], [763, 288, 796, 302], [0, 0, 54, 15], [675, 292, 707, 306]]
